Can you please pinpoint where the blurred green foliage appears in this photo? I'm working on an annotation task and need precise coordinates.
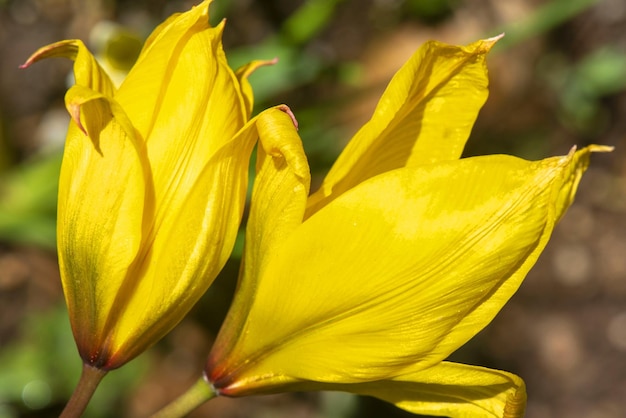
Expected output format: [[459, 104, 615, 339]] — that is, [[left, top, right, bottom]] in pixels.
[[405, 0, 457, 22], [546, 46, 626, 133], [0, 153, 61, 249]]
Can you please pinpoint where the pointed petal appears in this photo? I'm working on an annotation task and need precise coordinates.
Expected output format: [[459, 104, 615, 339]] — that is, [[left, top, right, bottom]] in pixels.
[[59, 85, 149, 364], [344, 362, 526, 418], [307, 37, 497, 215], [116, 2, 246, 153], [432, 145, 612, 357], [103, 106, 302, 367], [22, 39, 116, 97], [208, 105, 309, 374], [209, 146, 601, 394], [114, 3, 251, 252]]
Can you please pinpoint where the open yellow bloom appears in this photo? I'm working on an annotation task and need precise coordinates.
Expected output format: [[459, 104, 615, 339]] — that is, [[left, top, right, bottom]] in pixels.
[[22, 0, 281, 370], [204, 38, 610, 417]]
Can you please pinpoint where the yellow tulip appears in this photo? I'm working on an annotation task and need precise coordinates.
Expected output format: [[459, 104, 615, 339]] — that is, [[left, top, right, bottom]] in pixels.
[[203, 37, 610, 417], [22, 0, 281, 370]]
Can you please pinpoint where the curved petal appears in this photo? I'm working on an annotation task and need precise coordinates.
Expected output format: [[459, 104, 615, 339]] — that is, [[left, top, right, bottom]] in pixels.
[[103, 106, 301, 367], [237, 106, 310, 291], [21, 39, 116, 97], [344, 362, 526, 418], [116, 1, 246, 153], [59, 85, 149, 366], [208, 106, 310, 376], [114, 2, 251, 253], [306, 37, 498, 215], [209, 146, 601, 394], [432, 145, 611, 357]]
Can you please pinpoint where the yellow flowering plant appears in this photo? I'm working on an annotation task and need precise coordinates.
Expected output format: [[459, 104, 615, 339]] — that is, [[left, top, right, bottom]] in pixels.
[[19, 0, 611, 416], [153, 37, 610, 418], [20, 0, 294, 415]]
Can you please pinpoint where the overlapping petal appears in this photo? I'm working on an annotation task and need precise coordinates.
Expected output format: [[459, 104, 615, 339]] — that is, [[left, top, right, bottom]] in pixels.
[[114, 3, 246, 234], [208, 145, 606, 396], [108, 106, 295, 365], [22, 0, 269, 369], [196, 32, 612, 418], [58, 85, 149, 357], [306, 37, 497, 215], [343, 362, 526, 418], [209, 106, 310, 368]]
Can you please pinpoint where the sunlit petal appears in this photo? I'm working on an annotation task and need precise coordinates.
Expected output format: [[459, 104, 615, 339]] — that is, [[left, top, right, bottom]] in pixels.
[[209, 106, 309, 370], [344, 362, 526, 418], [209, 146, 601, 394], [104, 106, 297, 365], [24, 0, 262, 370], [114, 7, 250, 259], [59, 85, 148, 363], [307, 37, 497, 215]]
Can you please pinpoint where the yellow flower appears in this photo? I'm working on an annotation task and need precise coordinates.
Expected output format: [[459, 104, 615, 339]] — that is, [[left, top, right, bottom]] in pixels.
[[21, 0, 281, 370], [203, 38, 610, 417]]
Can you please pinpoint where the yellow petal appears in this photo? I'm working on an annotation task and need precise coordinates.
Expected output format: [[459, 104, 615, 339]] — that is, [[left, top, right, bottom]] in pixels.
[[23, 0, 272, 371], [209, 105, 309, 369], [208, 146, 601, 394], [59, 85, 149, 364], [104, 106, 299, 367], [21, 39, 116, 97], [307, 37, 498, 215], [432, 145, 612, 357], [240, 105, 310, 284], [344, 362, 526, 418], [116, 2, 246, 152], [114, 4, 250, 252]]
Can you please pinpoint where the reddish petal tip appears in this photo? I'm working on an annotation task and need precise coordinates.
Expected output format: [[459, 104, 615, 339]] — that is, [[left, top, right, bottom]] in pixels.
[[277, 104, 298, 130], [19, 55, 38, 69], [68, 103, 88, 135]]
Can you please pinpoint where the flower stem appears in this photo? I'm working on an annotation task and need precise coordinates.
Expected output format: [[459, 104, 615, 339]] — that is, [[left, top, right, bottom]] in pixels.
[[151, 378, 216, 418], [60, 363, 107, 418]]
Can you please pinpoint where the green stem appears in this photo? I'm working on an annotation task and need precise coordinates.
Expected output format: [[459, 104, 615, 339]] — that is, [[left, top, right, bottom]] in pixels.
[[151, 378, 216, 418], [60, 363, 107, 418]]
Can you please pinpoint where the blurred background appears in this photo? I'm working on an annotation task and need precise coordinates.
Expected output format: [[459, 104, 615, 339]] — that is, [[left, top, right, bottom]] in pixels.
[[1, 0, 625, 417]]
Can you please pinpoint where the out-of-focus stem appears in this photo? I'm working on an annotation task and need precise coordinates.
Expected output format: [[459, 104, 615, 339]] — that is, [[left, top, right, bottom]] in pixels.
[[151, 377, 216, 418]]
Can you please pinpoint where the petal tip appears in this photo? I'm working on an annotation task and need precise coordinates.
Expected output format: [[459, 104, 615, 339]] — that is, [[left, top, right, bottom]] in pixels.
[[481, 33, 505, 51], [19, 40, 83, 72], [20, 46, 53, 69], [588, 144, 614, 153], [195, 0, 213, 16], [19, 52, 40, 68], [277, 104, 299, 130], [68, 103, 88, 135]]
